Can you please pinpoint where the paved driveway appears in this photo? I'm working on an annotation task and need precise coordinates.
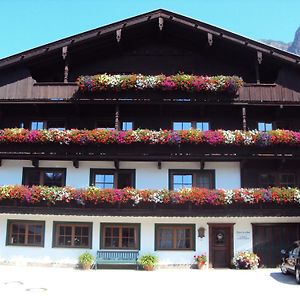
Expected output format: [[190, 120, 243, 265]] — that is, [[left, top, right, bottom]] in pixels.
[[0, 266, 298, 300]]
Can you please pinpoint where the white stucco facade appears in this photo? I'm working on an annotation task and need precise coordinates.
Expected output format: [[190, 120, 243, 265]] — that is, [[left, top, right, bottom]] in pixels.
[[0, 214, 299, 266], [0, 159, 241, 189]]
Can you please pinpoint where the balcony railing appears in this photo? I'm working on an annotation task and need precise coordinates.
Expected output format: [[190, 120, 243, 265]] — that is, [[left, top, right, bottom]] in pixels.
[[1, 82, 300, 103]]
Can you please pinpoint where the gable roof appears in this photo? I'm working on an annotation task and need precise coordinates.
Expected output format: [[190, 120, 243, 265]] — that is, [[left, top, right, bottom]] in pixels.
[[0, 9, 300, 70]]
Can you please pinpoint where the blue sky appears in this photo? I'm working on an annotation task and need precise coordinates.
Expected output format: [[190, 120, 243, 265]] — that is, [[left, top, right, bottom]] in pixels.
[[1, 0, 299, 58]]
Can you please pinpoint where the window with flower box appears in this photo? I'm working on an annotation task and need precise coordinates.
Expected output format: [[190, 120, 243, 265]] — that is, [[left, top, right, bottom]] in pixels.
[[169, 170, 215, 190], [90, 169, 135, 189], [155, 224, 195, 250], [53, 222, 92, 248], [22, 168, 66, 187], [6, 220, 45, 247], [100, 223, 140, 250]]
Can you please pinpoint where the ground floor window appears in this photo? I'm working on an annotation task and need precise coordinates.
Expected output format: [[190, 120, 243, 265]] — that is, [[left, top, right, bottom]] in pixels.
[[101, 223, 140, 250], [155, 224, 195, 250], [6, 220, 45, 247], [53, 222, 92, 248]]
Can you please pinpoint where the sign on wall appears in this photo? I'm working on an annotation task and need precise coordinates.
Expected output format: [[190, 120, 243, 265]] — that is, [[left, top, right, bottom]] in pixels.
[[236, 231, 251, 240]]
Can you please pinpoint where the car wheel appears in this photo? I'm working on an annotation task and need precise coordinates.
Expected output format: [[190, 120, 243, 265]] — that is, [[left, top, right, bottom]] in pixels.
[[296, 268, 300, 284], [280, 263, 289, 275]]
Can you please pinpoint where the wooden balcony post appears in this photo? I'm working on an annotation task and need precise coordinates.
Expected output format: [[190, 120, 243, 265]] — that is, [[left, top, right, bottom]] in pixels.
[[242, 107, 247, 131], [115, 105, 120, 130], [255, 51, 262, 84], [62, 46, 69, 83]]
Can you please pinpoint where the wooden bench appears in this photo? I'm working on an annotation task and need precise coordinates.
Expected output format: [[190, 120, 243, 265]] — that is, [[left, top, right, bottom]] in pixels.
[[95, 250, 139, 269]]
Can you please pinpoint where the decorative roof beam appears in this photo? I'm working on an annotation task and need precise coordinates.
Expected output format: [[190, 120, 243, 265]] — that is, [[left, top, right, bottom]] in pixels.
[[32, 159, 39, 168], [200, 160, 205, 170], [116, 29, 122, 43], [257, 51, 263, 64], [73, 160, 79, 168], [158, 17, 164, 31], [157, 161, 162, 170], [207, 33, 213, 46]]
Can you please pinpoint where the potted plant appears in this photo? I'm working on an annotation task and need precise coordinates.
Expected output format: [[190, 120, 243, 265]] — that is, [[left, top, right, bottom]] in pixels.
[[78, 252, 94, 270], [138, 254, 158, 271], [194, 253, 207, 269], [232, 251, 260, 270]]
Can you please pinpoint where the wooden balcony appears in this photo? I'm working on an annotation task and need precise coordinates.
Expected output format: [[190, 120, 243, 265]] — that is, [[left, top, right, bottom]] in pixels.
[[1, 81, 300, 104]]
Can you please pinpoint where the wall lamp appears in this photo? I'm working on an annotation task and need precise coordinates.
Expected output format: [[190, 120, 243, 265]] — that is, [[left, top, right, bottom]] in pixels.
[[198, 227, 205, 238]]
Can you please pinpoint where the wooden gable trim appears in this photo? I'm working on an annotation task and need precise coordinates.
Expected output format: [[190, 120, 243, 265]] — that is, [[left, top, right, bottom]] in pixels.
[[1, 9, 300, 70]]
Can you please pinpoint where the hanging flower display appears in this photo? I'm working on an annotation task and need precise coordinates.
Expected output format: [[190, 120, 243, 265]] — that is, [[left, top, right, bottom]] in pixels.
[[0, 185, 300, 207], [76, 73, 243, 94], [1, 128, 300, 147]]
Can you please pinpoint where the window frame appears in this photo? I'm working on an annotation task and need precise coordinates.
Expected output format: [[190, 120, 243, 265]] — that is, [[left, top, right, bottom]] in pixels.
[[121, 121, 134, 131], [172, 121, 210, 131], [6, 220, 45, 247], [155, 224, 196, 251], [169, 169, 215, 190], [52, 222, 93, 249], [257, 122, 273, 131], [100, 223, 141, 250], [259, 172, 296, 188], [90, 169, 136, 189], [22, 168, 67, 187], [30, 119, 66, 131]]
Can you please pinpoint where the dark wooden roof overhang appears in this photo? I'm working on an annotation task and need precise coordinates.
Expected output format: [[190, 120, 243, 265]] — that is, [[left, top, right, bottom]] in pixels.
[[0, 203, 299, 217], [0, 143, 300, 163], [0, 9, 300, 70]]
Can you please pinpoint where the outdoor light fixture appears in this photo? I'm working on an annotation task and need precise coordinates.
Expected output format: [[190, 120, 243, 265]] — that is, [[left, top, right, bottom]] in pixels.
[[198, 227, 205, 238]]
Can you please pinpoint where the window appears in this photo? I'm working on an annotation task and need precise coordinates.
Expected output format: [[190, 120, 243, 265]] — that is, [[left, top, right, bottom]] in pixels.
[[47, 120, 66, 131], [31, 121, 46, 130], [258, 122, 273, 131], [173, 122, 192, 130], [259, 173, 296, 188], [96, 120, 115, 130], [155, 224, 195, 250], [196, 122, 210, 131], [121, 121, 133, 131], [173, 121, 210, 131], [90, 169, 135, 189], [169, 170, 215, 190], [6, 220, 45, 247], [23, 168, 66, 187], [101, 223, 140, 250], [53, 222, 92, 248]]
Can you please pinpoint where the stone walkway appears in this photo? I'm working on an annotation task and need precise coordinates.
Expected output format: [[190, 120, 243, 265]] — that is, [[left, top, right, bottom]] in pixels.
[[0, 266, 298, 300]]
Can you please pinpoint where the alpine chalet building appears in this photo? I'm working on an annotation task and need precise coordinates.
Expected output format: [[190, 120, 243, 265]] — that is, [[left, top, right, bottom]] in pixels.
[[0, 10, 300, 268]]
